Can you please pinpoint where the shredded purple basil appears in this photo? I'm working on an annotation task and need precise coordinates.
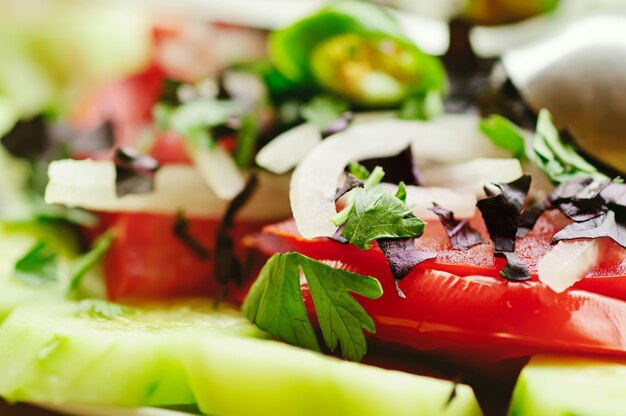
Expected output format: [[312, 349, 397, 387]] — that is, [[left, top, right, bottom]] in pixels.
[[548, 177, 610, 222], [495, 251, 530, 281], [476, 175, 531, 281], [516, 199, 551, 238], [601, 183, 626, 208], [377, 238, 436, 294], [70, 121, 115, 154], [113, 147, 160, 197], [330, 224, 349, 244], [173, 211, 210, 260], [359, 146, 422, 186], [322, 111, 354, 138], [215, 174, 259, 286], [552, 210, 626, 248], [335, 173, 364, 201], [1, 116, 49, 159], [477, 175, 531, 253], [429, 203, 484, 250]]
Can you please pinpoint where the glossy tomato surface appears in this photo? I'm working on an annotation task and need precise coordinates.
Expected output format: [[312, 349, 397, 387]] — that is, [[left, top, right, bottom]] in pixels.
[[251, 211, 626, 363]]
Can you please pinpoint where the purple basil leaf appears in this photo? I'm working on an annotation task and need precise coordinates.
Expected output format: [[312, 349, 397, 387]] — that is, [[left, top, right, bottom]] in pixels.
[[1, 116, 50, 159], [173, 211, 210, 260], [429, 203, 484, 250], [552, 210, 626, 248], [335, 173, 364, 201], [360, 146, 422, 186], [516, 199, 550, 238], [477, 175, 531, 253], [70, 121, 115, 154], [378, 238, 436, 282], [215, 174, 259, 285], [330, 224, 349, 244], [495, 251, 530, 281], [322, 111, 354, 138], [548, 176, 611, 222], [601, 183, 626, 208], [113, 147, 160, 197]]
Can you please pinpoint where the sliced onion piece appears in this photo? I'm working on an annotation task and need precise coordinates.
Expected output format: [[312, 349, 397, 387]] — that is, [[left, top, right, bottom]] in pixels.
[[421, 158, 523, 196], [381, 184, 476, 220], [255, 122, 322, 174], [538, 239, 601, 293], [410, 114, 509, 164], [291, 120, 419, 238], [45, 160, 291, 221], [193, 145, 245, 200]]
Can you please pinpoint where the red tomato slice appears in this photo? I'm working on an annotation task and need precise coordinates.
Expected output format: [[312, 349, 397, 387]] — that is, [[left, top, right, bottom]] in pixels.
[[247, 212, 626, 363], [260, 211, 626, 298], [96, 212, 263, 301]]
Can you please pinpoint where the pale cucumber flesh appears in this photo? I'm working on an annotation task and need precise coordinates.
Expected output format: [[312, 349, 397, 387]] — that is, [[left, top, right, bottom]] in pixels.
[[510, 355, 626, 416], [0, 300, 266, 407], [185, 335, 483, 416]]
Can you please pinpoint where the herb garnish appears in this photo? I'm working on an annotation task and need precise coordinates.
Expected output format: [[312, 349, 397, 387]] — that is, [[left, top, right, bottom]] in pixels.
[[476, 175, 532, 281], [173, 212, 210, 260], [78, 299, 133, 320], [67, 230, 115, 294], [215, 174, 259, 286], [359, 146, 422, 186], [242, 252, 383, 362], [429, 203, 484, 250], [113, 147, 160, 197], [479, 114, 527, 160], [14, 241, 58, 286], [300, 94, 353, 137]]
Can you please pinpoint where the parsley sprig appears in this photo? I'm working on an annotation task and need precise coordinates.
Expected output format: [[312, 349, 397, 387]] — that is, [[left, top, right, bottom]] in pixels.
[[243, 252, 382, 362]]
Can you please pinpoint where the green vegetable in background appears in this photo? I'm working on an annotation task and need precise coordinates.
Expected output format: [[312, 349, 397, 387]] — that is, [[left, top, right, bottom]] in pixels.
[[270, 0, 446, 107]]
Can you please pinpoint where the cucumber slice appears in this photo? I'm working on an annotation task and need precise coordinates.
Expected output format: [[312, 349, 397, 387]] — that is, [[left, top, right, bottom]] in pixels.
[[185, 336, 482, 416], [510, 355, 626, 415], [0, 299, 267, 407]]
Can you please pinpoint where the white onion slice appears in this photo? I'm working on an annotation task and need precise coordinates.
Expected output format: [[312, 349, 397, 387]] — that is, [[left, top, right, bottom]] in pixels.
[[255, 123, 322, 174], [291, 120, 419, 238], [421, 158, 523, 196], [381, 184, 476, 219], [193, 145, 245, 200], [538, 239, 601, 293], [410, 114, 509, 164], [45, 160, 291, 221]]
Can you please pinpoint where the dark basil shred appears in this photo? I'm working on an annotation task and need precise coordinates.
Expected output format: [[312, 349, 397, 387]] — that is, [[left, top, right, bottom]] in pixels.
[[553, 210, 626, 248], [113, 147, 160, 197], [173, 211, 210, 260], [429, 203, 484, 250], [476, 175, 531, 281], [335, 173, 364, 201], [378, 238, 436, 297], [516, 199, 550, 238], [359, 146, 422, 186], [215, 174, 259, 286], [321, 111, 354, 138], [1, 116, 50, 159]]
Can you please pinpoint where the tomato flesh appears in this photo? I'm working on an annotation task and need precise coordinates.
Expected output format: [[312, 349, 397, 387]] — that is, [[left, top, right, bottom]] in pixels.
[[96, 212, 262, 301]]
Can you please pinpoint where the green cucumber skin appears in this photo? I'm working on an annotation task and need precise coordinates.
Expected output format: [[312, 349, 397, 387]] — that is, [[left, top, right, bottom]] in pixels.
[[185, 336, 482, 416], [510, 355, 626, 415]]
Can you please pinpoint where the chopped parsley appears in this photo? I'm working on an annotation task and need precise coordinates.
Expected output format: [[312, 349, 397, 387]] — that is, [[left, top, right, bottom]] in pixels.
[[242, 252, 383, 362], [479, 114, 527, 160], [14, 241, 58, 286], [67, 231, 115, 294], [78, 299, 133, 320]]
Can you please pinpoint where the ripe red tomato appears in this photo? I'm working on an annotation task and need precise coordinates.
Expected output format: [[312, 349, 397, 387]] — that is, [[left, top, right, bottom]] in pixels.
[[250, 211, 626, 363], [96, 212, 263, 301]]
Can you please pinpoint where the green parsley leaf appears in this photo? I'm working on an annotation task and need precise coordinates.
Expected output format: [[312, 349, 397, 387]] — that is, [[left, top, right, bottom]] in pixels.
[[533, 109, 607, 184], [243, 252, 383, 362], [14, 241, 58, 286], [338, 186, 425, 250], [234, 113, 260, 169], [398, 89, 444, 121], [395, 181, 407, 203], [479, 114, 527, 159], [347, 161, 371, 181], [300, 95, 350, 130], [67, 231, 115, 294], [78, 299, 133, 320]]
